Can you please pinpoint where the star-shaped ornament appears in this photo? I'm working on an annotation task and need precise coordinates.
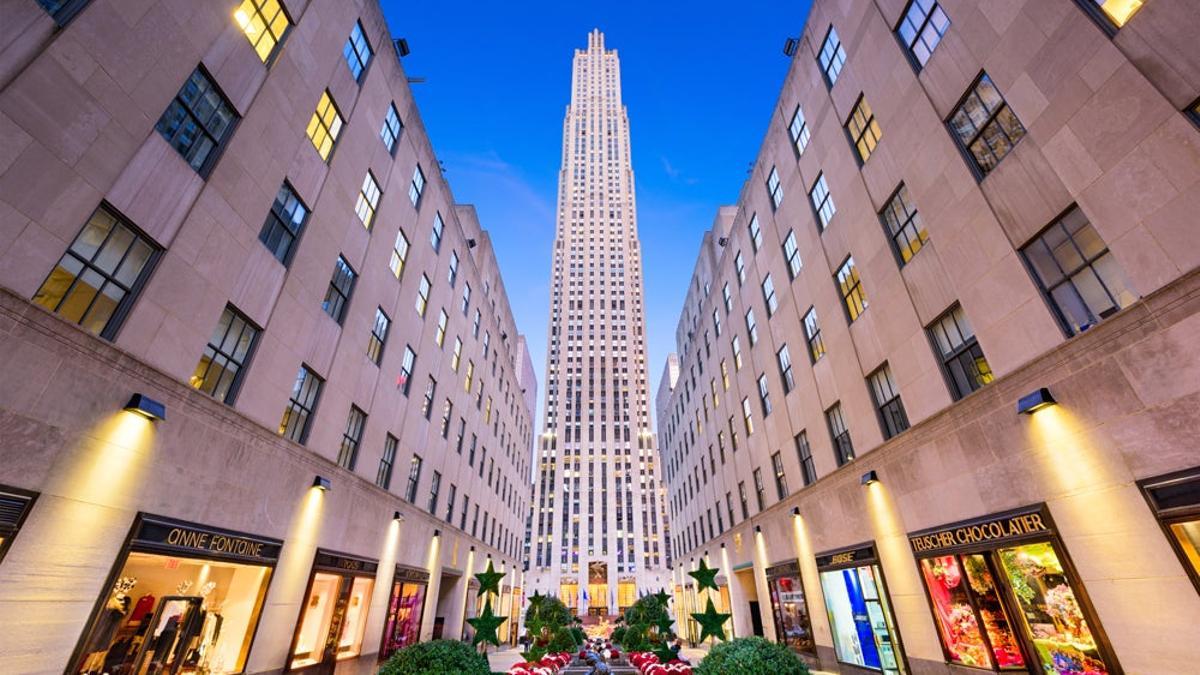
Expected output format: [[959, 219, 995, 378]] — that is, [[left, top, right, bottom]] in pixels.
[[652, 588, 671, 606], [467, 598, 508, 647], [654, 613, 675, 636], [691, 598, 731, 643], [688, 559, 720, 592], [475, 560, 505, 598]]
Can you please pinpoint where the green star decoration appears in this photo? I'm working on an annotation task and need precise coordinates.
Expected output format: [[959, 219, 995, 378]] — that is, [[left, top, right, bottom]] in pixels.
[[475, 560, 505, 598], [654, 613, 675, 635], [688, 559, 720, 592], [652, 588, 672, 606], [467, 598, 507, 647], [691, 598, 732, 643]]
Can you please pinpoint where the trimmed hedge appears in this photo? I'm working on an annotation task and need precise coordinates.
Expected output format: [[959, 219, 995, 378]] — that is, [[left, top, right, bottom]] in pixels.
[[378, 639, 490, 675], [695, 637, 810, 675]]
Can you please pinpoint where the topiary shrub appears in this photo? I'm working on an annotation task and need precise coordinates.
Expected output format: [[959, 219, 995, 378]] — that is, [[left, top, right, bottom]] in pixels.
[[378, 639, 490, 675], [695, 636, 810, 675]]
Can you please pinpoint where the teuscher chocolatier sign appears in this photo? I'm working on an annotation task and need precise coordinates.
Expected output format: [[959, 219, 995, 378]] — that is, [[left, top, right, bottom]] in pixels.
[[908, 505, 1051, 554]]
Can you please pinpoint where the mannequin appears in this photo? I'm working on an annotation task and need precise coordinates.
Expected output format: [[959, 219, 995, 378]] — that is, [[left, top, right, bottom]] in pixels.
[[78, 594, 130, 673]]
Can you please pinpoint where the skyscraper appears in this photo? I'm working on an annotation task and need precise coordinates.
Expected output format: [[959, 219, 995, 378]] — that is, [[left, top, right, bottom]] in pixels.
[[528, 30, 669, 616]]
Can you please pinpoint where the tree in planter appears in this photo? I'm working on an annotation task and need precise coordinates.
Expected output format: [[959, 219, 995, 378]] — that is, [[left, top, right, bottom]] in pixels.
[[466, 560, 507, 654], [378, 639, 490, 675], [695, 636, 810, 675], [521, 592, 580, 662]]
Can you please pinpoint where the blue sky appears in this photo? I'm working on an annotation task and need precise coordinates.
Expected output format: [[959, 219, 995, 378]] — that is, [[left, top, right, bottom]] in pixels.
[[380, 0, 814, 426]]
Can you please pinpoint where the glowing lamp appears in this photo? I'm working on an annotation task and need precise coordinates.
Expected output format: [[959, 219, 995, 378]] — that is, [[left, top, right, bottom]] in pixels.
[[124, 393, 166, 421], [861, 470, 879, 486], [393, 511, 404, 521], [1017, 388, 1056, 415], [754, 525, 762, 534], [433, 529, 441, 538], [312, 475, 331, 491], [792, 506, 801, 517]]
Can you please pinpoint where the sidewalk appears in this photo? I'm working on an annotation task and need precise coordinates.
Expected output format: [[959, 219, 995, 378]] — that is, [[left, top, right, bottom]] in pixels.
[[487, 646, 528, 672]]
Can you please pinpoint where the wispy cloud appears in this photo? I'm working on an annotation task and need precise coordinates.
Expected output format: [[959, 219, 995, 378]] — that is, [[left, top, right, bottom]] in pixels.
[[659, 155, 698, 185]]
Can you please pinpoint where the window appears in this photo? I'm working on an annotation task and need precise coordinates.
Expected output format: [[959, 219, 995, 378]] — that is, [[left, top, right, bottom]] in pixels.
[[713, 309, 722, 337], [430, 212, 445, 251], [461, 283, 471, 315], [782, 230, 802, 279], [1079, 0, 1145, 30], [741, 397, 754, 436], [337, 406, 366, 470], [869, 364, 910, 440], [762, 275, 778, 316], [367, 307, 390, 364], [279, 365, 322, 443], [376, 434, 397, 489], [343, 20, 373, 82], [772, 452, 789, 499], [1189, 98, 1200, 127], [235, 0, 290, 63], [928, 304, 994, 400], [950, 73, 1026, 176], [307, 91, 344, 161], [381, 103, 403, 153], [835, 257, 868, 322], [409, 165, 426, 207], [722, 283, 733, 313], [352, 172, 381, 229], [421, 376, 437, 420], [735, 252, 746, 285], [445, 484, 457, 522], [753, 469, 766, 510], [35, 0, 89, 25], [757, 374, 772, 416], [415, 274, 431, 317], [33, 205, 159, 340], [435, 309, 448, 347], [455, 417, 465, 453], [818, 26, 847, 86], [745, 309, 758, 345], [795, 432, 816, 487], [427, 471, 441, 513], [405, 455, 422, 502], [826, 404, 854, 466], [259, 182, 309, 265], [190, 305, 259, 404], [322, 256, 356, 324], [803, 307, 825, 362], [1021, 206, 1136, 335], [391, 347, 415, 399], [846, 95, 882, 163], [766, 168, 783, 209], [777, 345, 795, 394], [731, 336, 743, 370], [809, 174, 836, 230], [448, 251, 459, 287], [451, 337, 463, 371], [389, 229, 410, 279], [158, 68, 240, 178], [897, 0, 950, 67], [881, 184, 928, 264], [721, 359, 730, 389], [749, 213, 764, 251], [789, 105, 811, 156], [464, 360, 475, 392], [739, 482, 750, 519]]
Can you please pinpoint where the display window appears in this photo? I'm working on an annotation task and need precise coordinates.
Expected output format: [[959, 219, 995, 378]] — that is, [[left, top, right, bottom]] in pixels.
[[379, 565, 428, 659], [1140, 467, 1200, 595], [0, 485, 37, 564], [816, 543, 906, 675], [70, 514, 280, 675], [909, 505, 1120, 674], [287, 550, 377, 672], [765, 560, 815, 654]]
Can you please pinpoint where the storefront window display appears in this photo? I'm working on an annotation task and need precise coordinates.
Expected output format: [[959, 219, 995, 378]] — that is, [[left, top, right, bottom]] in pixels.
[[766, 560, 815, 654], [0, 485, 36, 564], [288, 551, 377, 671], [379, 565, 428, 659], [816, 544, 906, 674], [70, 515, 279, 675], [1140, 467, 1200, 594], [909, 505, 1120, 674]]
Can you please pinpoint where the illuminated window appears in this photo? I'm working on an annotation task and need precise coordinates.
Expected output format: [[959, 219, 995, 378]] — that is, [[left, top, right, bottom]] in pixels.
[[337, 406, 366, 470], [789, 105, 811, 156], [762, 275, 778, 316], [766, 168, 783, 209], [950, 73, 1026, 177], [741, 397, 754, 436], [306, 90, 344, 161], [782, 230, 802, 278], [389, 229, 410, 279], [896, 0, 949, 67], [869, 364, 909, 440], [435, 309, 448, 347], [748, 213, 763, 251], [367, 307, 390, 364], [33, 205, 159, 340], [279, 364, 322, 443], [1021, 206, 1137, 335], [409, 165, 426, 207], [377, 434, 397, 489], [1079, 0, 1145, 29], [448, 251, 459, 287], [809, 173, 836, 230], [258, 182, 308, 265], [155, 67, 238, 176], [826, 403, 854, 466], [405, 455, 423, 502], [451, 337, 462, 371], [343, 20, 373, 82], [835, 257, 868, 322], [190, 305, 259, 404], [398, 346, 416, 396], [415, 274, 431, 317], [881, 184, 928, 264], [235, 0, 290, 63], [929, 304, 993, 400], [381, 103, 403, 153], [355, 172, 381, 229], [846, 95, 882, 163], [731, 336, 742, 370], [321, 255, 356, 324], [421, 376, 437, 420], [818, 26, 847, 87]]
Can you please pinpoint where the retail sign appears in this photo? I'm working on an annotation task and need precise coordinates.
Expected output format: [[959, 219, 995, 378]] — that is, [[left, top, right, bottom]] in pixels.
[[314, 549, 378, 575], [908, 505, 1050, 554], [394, 564, 431, 584], [134, 514, 282, 563], [815, 543, 877, 570], [765, 559, 801, 578]]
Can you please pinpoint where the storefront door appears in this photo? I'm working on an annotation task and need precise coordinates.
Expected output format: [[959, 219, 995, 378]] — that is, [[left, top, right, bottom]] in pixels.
[[816, 543, 906, 675], [765, 560, 815, 654], [379, 565, 429, 660], [908, 504, 1120, 674], [287, 551, 377, 673]]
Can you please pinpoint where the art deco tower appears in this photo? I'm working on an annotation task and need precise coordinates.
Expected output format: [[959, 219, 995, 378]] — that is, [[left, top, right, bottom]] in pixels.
[[528, 30, 668, 615]]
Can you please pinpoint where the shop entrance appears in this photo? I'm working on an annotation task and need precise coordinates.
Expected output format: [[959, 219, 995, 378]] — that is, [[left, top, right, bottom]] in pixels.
[[816, 543, 906, 675], [379, 565, 429, 660], [748, 601, 764, 637], [765, 559, 815, 654], [287, 550, 377, 673], [1141, 467, 1200, 595]]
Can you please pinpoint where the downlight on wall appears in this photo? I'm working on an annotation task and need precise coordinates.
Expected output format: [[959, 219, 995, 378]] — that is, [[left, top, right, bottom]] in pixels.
[[124, 393, 166, 421], [1018, 387, 1057, 415]]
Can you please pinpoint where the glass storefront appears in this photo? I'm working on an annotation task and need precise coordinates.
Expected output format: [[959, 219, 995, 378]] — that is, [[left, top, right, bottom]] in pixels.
[[379, 565, 428, 660], [1141, 467, 1200, 594], [765, 560, 815, 654], [0, 485, 36, 564], [71, 514, 279, 675], [909, 505, 1119, 674], [816, 544, 906, 674], [288, 550, 376, 672]]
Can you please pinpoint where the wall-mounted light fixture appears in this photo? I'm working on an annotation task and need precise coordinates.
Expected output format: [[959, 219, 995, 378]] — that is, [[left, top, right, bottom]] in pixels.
[[393, 511, 404, 521], [124, 393, 166, 421], [312, 475, 331, 491], [433, 529, 441, 538], [470, 545, 475, 552], [783, 37, 800, 57], [720, 542, 726, 549], [861, 470, 879, 486], [754, 525, 762, 534], [392, 38, 410, 57], [1018, 388, 1056, 415], [792, 506, 801, 517]]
